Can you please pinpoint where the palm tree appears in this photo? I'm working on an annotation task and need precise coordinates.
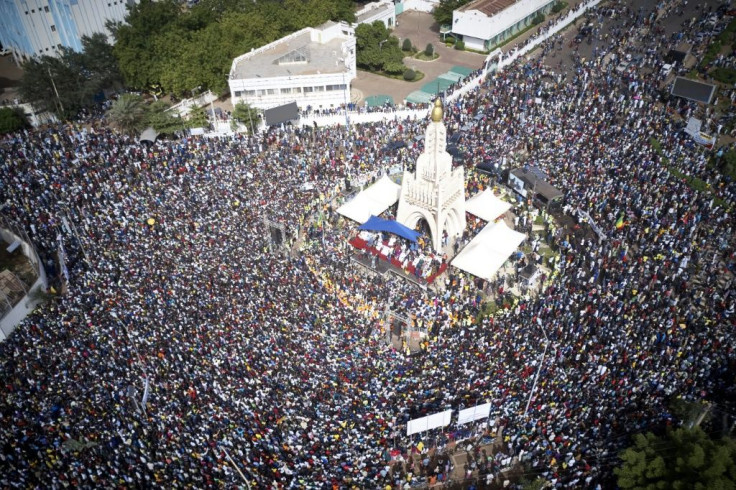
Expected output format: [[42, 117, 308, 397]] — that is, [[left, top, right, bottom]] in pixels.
[[107, 94, 147, 135]]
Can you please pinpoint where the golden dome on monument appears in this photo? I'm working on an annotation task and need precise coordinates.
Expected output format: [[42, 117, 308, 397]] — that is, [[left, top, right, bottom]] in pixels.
[[431, 98, 443, 122]]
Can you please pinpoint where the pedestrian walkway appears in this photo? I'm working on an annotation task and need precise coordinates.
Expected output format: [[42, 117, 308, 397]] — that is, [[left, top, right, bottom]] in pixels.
[[406, 66, 477, 104]]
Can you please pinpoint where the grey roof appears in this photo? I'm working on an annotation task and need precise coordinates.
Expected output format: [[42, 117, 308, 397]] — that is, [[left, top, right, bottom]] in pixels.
[[356, 2, 393, 24], [458, 0, 516, 15], [231, 30, 349, 80], [510, 168, 563, 202], [671, 77, 716, 104]]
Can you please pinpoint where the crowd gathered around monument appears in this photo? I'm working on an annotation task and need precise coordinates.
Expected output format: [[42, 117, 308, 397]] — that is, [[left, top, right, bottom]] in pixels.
[[1, 0, 735, 489]]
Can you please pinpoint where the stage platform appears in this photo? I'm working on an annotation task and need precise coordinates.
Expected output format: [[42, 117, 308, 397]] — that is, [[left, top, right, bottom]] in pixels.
[[349, 236, 447, 288]]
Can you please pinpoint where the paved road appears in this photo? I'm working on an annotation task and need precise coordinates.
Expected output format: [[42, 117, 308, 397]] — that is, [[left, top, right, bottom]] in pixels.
[[352, 11, 487, 105]]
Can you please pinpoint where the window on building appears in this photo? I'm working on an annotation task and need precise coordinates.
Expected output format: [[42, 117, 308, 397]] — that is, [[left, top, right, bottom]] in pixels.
[[31, 9, 35, 13], [275, 48, 308, 65], [266, 89, 276, 95], [303, 87, 313, 93], [50, 25, 56, 32], [244, 90, 256, 96], [57, 44, 62, 49], [234, 91, 242, 97], [313, 86, 324, 92], [281, 88, 291, 94], [44, 6, 49, 12]]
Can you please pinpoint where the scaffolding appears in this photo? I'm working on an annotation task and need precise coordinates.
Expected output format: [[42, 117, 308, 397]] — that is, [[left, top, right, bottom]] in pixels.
[[383, 306, 427, 353], [261, 216, 289, 255]]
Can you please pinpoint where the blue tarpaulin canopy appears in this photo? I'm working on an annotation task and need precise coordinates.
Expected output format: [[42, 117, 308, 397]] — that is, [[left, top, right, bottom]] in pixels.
[[358, 215, 421, 243]]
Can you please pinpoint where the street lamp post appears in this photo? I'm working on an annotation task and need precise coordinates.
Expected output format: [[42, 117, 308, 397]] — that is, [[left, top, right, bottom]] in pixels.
[[342, 71, 350, 131], [524, 322, 549, 413]]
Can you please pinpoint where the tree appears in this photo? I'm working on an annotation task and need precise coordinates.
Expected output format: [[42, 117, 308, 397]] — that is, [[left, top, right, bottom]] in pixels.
[[18, 34, 123, 119], [110, 0, 182, 91], [719, 148, 736, 180], [402, 38, 412, 51], [424, 43, 434, 56], [355, 21, 404, 72], [383, 62, 404, 75], [520, 477, 548, 490], [79, 33, 123, 93], [107, 94, 147, 135], [18, 54, 85, 120], [0, 107, 29, 133], [614, 427, 736, 490], [186, 105, 209, 129], [231, 102, 260, 133], [532, 12, 545, 25], [145, 100, 185, 136], [111, 0, 355, 97]]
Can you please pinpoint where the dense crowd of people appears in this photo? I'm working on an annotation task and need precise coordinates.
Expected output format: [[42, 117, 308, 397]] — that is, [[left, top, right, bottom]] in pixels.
[[1, 0, 735, 488]]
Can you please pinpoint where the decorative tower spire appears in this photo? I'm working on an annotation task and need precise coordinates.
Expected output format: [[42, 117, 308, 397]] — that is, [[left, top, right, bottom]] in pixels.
[[396, 99, 466, 252], [431, 98, 443, 122]]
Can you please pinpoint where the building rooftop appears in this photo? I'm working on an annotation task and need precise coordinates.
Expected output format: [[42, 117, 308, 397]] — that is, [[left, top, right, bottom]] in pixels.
[[458, 0, 517, 16], [231, 28, 349, 80], [356, 1, 394, 24]]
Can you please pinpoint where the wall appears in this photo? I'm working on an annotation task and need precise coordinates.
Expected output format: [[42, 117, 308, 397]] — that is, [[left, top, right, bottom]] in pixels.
[[463, 35, 486, 52], [0, 276, 45, 341], [230, 72, 354, 110], [402, 0, 437, 13], [0, 225, 48, 342], [355, 0, 396, 28]]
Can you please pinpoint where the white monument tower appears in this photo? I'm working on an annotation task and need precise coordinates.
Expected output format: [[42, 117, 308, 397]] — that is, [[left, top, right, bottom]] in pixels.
[[397, 99, 466, 252]]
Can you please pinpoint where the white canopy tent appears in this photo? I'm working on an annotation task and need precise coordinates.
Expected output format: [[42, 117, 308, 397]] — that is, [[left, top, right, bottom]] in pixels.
[[336, 175, 401, 224], [465, 189, 512, 222], [451, 221, 525, 281]]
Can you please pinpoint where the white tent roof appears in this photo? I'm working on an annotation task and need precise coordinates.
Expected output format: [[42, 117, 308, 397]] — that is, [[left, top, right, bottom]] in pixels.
[[337, 175, 401, 223], [139, 127, 159, 143], [451, 221, 525, 281], [465, 189, 512, 222]]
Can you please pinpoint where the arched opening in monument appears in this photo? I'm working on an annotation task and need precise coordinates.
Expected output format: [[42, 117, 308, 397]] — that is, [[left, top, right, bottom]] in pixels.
[[415, 217, 433, 243], [401, 210, 435, 246]]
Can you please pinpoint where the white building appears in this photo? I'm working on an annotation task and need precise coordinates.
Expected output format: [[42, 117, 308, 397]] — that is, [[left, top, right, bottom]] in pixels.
[[452, 0, 555, 52], [395, 0, 438, 15], [355, 0, 396, 28], [228, 21, 356, 112], [0, 0, 136, 62]]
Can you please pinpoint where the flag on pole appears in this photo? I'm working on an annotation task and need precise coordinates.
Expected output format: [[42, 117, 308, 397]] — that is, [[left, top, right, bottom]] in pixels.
[[615, 214, 625, 229]]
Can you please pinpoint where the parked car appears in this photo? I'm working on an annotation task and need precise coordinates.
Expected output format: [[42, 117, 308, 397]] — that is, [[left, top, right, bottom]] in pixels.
[[0, 48, 11, 56]]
